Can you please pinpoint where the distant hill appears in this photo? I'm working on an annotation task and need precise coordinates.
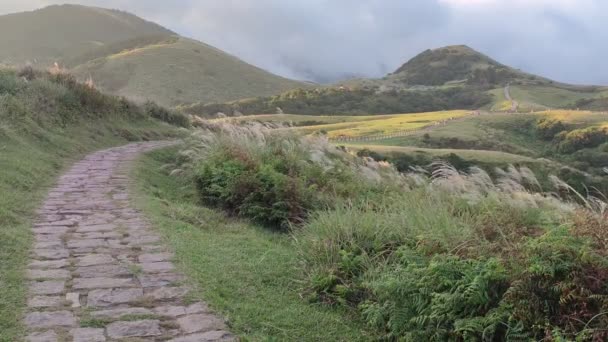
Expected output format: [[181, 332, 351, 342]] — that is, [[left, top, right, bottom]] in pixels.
[[187, 44, 608, 116], [0, 4, 173, 66], [344, 45, 550, 89], [0, 5, 307, 106]]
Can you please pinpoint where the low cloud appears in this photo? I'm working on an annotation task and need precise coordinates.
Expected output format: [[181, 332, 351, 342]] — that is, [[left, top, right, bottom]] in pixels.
[[1, 0, 607, 84]]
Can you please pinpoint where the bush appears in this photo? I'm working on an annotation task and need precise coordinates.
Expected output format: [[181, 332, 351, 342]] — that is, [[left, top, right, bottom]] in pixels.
[[536, 118, 567, 140], [183, 86, 492, 117], [505, 228, 608, 340], [556, 127, 608, 153], [144, 101, 190, 128], [362, 255, 511, 341], [296, 164, 608, 340], [0, 70, 24, 95], [188, 125, 397, 230]]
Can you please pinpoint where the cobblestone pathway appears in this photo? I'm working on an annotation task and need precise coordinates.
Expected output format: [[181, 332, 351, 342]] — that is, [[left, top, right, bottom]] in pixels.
[[24, 142, 234, 342]]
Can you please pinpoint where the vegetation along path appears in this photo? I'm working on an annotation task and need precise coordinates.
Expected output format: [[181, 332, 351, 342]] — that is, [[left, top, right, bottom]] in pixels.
[[24, 142, 234, 342]]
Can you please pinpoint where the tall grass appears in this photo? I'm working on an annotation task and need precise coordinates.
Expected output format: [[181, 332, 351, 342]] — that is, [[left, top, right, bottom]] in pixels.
[[175, 122, 403, 230], [172, 120, 608, 340]]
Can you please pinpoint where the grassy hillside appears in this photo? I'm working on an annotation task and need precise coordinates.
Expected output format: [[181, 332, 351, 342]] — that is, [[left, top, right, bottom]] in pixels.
[[183, 87, 491, 116], [187, 45, 606, 117], [0, 68, 184, 341], [390, 45, 540, 86], [344, 45, 548, 90], [0, 4, 173, 66], [0, 5, 308, 106], [71, 37, 306, 106], [505, 85, 608, 111], [226, 110, 608, 195], [220, 111, 470, 138], [139, 123, 608, 340]]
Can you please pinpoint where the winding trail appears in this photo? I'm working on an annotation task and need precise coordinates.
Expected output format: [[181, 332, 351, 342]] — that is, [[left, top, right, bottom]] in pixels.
[[24, 142, 234, 342], [504, 83, 519, 112]]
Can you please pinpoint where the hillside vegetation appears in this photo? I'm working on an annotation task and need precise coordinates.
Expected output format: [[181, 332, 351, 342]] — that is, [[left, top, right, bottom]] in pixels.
[[182, 87, 491, 116], [0, 5, 307, 106], [186, 45, 607, 117], [344, 45, 548, 90], [0, 67, 184, 340], [345, 111, 608, 192], [141, 121, 608, 341], [71, 37, 306, 106], [0, 4, 173, 66]]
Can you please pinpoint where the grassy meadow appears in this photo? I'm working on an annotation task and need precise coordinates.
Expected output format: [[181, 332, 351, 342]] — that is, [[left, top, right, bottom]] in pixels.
[[342, 144, 540, 164], [0, 68, 184, 341], [508, 85, 608, 111], [222, 110, 471, 138]]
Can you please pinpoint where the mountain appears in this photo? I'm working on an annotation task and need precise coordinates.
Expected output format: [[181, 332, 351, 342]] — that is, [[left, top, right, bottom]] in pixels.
[[0, 4, 174, 66], [0, 4, 308, 106], [187, 45, 608, 116], [344, 45, 550, 90], [390, 45, 546, 86]]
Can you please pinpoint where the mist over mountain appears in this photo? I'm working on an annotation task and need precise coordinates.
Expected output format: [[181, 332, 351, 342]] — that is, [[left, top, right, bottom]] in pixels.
[[1, 0, 606, 85], [0, 4, 308, 106]]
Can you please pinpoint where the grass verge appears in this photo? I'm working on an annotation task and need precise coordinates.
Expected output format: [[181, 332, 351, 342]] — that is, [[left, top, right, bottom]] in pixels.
[[131, 147, 371, 341]]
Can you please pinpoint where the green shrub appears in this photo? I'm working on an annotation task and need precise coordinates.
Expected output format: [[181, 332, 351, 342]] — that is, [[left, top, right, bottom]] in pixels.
[[362, 255, 511, 341], [183, 86, 492, 117], [190, 126, 390, 230], [505, 227, 608, 340], [296, 164, 608, 340], [536, 118, 567, 140], [0, 70, 23, 95], [144, 101, 190, 128], [556, 127, 608, 153]]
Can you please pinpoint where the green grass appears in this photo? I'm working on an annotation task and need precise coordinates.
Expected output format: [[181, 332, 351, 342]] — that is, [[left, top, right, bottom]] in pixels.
[[352, 113, 544, 156], [0, 4, 173, 67], [131, 148, 371, 341], [484, 83, 608, 114], [341, 144, 540, 164], [71, 37, 307, 106], [227, 111, 470, 138], [214, 113, 385, 125]]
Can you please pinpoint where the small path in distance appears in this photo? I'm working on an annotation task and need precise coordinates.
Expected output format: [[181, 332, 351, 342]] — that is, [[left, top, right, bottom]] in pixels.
[[24, 141, 234, 342], [504, 83, 519, 112]]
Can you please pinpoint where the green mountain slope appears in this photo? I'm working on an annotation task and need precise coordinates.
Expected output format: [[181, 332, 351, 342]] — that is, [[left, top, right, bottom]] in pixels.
[[0, 4, 174, 66], [0, 5, 308, 106], [70, 37, 307, 106], [344, 45, 548, 90]]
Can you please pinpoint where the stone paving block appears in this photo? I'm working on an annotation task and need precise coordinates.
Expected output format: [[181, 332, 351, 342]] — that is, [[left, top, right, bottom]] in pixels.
[[25, 311, 76, 328], [106, 320, 162, 339]]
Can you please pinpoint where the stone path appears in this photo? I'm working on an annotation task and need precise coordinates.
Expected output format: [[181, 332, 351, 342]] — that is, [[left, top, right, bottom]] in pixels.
[[24, 142, 234, 342]]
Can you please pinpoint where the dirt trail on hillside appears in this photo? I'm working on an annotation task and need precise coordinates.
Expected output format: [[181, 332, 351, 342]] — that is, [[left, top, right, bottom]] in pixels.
[[24, 142, 234, 342], [504, 84, 519, 112]]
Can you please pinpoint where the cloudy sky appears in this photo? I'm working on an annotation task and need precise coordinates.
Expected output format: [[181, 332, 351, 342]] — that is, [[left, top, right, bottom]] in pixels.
[[0, 0, 606, 84]]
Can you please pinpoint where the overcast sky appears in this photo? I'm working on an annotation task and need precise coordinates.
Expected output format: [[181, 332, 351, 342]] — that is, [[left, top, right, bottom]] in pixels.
[[1, 0, 606, 84]]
